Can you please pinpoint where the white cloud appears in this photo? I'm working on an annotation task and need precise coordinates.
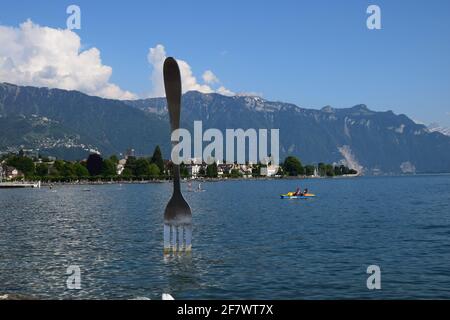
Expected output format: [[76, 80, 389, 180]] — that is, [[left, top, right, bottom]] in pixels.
[[147, 44, 234, 97], [0, 20, 136, 100], [217, 86, 234, 96], [202, 70, 219, 84], [236, 91, 263, 98]]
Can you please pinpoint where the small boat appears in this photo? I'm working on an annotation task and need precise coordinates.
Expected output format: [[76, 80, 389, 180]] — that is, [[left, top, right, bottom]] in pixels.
[[280, 193, 316, 199]]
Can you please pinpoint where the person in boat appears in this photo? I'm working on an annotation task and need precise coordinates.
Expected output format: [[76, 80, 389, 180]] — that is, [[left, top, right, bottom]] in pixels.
[[294, 187, 302, 196], [303, 188, 309, 195]]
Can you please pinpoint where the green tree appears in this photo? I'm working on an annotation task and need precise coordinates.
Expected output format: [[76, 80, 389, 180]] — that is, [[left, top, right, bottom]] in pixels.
[[64, 163, 76, 177], [325, 164, 335, 177], [74, 163, 89, 177], [276, 166, 284, 176], [252, 163, 262, 177], [102, 159, 117, 177], [230, 168, 242, 178], [180, 162, 189, 178], [206, 162, 218, 178], [282, 156, 303, 176], [304, 165, 316, 176], [109, 155, 119, 165], [151, 145, 165, 173], [121, 168, 133, 177], [6, 156, 35, 176], [148, 163, 160, 178], [53, 160, 65, 173], [135, 158, 151, 176], [124, 156, 137, 175], [35, 163, 49, 177], [318, 163, 326, 176]]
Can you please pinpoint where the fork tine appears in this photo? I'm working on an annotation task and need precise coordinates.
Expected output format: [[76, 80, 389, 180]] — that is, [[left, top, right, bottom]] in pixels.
[[164, 224, 171, 253], [170, 225, 177, 252], [185, 225, 192, 252]]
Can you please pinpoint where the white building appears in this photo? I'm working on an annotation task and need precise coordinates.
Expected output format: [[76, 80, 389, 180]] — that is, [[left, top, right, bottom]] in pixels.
[[117, 159, 127, 175], [188, 164, 202, 178], [260, 165, 279, 177]]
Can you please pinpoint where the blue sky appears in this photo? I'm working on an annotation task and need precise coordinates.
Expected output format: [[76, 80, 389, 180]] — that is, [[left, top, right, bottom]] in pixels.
[[1, 0, 450, 126]]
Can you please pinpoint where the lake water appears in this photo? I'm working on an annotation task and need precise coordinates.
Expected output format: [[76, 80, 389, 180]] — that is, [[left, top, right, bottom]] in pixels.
[[1, 175, 450, 299]]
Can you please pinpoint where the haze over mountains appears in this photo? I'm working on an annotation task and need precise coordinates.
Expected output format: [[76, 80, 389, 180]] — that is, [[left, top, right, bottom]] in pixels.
[[1, 82, 449, 174]]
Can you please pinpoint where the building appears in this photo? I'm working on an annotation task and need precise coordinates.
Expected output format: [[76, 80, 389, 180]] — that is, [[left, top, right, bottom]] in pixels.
[[19, 148, 39, 159], [217, 163, 233, 175], [187, 163, 201, 178], [125, 148, 135, 159], [1, 165, 23, 180], [116, 159, 127, 175], [260, 165, 279, 177]]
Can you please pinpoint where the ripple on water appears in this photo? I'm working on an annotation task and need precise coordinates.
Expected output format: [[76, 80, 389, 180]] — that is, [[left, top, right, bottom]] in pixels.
[[1, 176, 450, 299]]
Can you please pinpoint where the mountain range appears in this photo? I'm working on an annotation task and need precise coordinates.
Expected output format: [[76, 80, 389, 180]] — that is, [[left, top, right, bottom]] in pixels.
[[1, 82, 449, 174]]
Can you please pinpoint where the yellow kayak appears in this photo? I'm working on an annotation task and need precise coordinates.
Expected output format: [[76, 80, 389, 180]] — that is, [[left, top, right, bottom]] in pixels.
[[280, 193, 316, 199]]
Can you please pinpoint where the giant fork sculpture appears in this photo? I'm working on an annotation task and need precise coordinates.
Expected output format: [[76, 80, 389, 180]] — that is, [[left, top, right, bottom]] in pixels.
[[163, 57, 193, 254]]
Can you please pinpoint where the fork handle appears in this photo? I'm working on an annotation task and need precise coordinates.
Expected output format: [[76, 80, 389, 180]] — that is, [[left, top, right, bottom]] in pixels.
[[164, 57, 182, 194]]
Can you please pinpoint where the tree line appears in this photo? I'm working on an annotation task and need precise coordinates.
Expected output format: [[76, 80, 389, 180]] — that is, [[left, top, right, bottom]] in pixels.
[[1, 148, 357, 182], [281, 156, 357, 177], [1, 146, 166, 182]]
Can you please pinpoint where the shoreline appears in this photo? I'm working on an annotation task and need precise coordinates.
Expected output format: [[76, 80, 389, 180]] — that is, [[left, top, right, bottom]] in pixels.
[[6, 173, 450, 187], [0, 174, 363, 187]]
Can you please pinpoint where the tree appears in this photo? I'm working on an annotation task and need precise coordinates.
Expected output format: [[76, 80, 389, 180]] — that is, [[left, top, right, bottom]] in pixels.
[[124, 156, 137, 175], [151, 145, 165, 173], [102, 159, 117, 177], [109, 155, 119, 165], [230, 168, 242, 178], [305, 165, 316, 176], [73, 163, 89, 177], [276, 166, 284, 176], [6, 156, 35, 176], [64, 163, 76, 177], [135, 158, 151, 176], [252, 163, 261, 177], [148, 163, 160, 177], [86, 153, 103, 176], [36, 163, 49, 177], [282, 156, 303, 176], [325, 164, 334, 177], [318, 163, 326, 176], [121, 168, 133, 177], [206, 162, 218, 178], [180, 162, 189, 178]]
